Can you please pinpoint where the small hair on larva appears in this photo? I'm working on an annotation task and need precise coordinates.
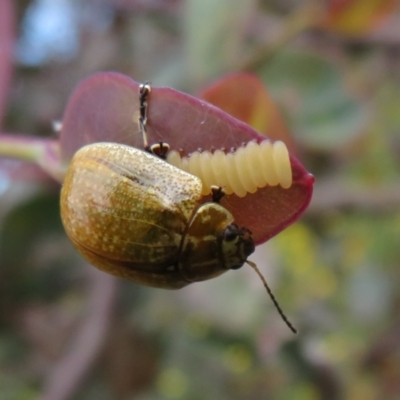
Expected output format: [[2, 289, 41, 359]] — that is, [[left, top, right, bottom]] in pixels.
[[166, 140, 292, 197]]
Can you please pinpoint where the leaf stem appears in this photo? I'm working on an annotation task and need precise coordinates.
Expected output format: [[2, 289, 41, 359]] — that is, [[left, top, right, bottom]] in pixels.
[[0, 133, 64, 182]]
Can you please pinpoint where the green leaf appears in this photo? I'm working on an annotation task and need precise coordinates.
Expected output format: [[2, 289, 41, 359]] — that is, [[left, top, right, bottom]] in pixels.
[[259, 49, 367, 151], [184, 0, 255, 86]]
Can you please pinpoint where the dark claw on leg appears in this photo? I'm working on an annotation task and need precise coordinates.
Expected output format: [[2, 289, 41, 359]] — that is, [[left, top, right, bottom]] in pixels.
[[149, 142, 170, 160], [211, 186, 225, 203]]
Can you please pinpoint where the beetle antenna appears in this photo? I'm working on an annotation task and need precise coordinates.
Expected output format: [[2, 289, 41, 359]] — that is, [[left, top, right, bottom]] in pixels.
[[246, 260, 297, 334]]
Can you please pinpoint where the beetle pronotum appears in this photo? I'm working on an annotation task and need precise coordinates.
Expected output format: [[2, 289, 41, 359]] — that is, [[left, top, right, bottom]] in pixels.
[[166, 139, 292, 197]]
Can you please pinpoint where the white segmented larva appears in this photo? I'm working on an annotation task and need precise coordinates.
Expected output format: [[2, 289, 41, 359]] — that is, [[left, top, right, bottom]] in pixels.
[[166, 140, 292, 197]]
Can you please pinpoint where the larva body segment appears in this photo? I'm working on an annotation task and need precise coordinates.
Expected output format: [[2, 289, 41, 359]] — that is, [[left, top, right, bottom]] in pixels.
[[211, 149, 233, 195], [199, 151, 216, 196], [273, 141, 292, 189], [166, 140, 292, 198], [244, 141, 266, 189], [187, 151, 201, 179], [259, 141, 279, 187], [166, 149, 181, 168], [181, 154, 189, 172], [225, 152, 248, 198], [234, 147, 258, 194]]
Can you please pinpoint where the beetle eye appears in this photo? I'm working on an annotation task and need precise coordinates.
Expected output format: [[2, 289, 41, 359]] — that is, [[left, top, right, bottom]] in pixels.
[[223, 224, 240, 242]]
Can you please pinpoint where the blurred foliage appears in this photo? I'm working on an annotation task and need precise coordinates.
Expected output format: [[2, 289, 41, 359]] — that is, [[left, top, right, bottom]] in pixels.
[[260, 49, 368, 151], [1, 0, 400, 399]]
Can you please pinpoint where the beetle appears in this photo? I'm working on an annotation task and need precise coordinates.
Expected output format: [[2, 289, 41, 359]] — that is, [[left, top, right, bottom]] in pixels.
[[60, 82, 297, 333], [60, 142, 255, 289]]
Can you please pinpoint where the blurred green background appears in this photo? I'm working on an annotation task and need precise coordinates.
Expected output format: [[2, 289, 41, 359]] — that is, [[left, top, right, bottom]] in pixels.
[[1, 1, 400, 399]]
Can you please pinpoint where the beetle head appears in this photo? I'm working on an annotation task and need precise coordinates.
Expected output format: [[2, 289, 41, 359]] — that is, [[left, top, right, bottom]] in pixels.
[[219, 224, 255, 270]]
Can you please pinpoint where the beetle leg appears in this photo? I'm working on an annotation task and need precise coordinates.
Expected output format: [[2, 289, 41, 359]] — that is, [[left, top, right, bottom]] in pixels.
[[149, 142, 170, 160], [138, 83, 172, 161], [211, 185, 225, 203], [138, 82, 151, 151], [139, 82, 151, 128]]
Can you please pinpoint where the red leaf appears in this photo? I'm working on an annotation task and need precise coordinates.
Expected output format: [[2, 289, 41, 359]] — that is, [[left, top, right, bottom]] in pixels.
[[60, 72, 313, 244]]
